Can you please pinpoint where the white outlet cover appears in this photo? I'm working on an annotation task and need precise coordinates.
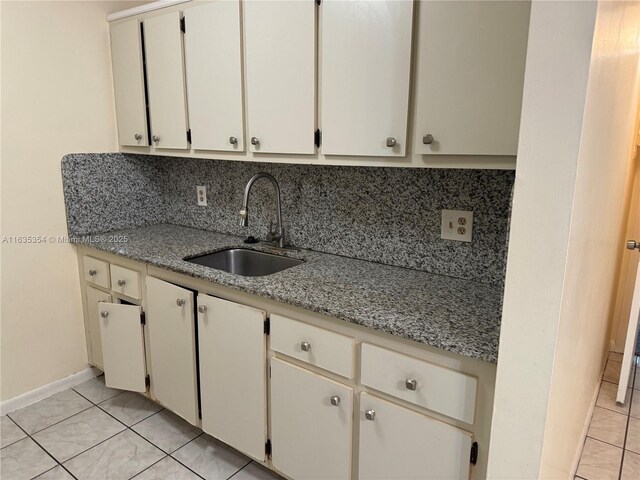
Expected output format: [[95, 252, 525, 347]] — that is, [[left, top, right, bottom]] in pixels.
[[441, 210, 473, 242], [197, 186, 207, 206]]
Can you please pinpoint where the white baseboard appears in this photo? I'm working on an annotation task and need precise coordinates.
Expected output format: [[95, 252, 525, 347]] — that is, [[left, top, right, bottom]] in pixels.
[[0, 366, 100, 416]]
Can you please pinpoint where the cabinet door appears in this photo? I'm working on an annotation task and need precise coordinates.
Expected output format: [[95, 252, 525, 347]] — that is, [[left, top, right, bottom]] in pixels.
[[184, 1, 244, 152], [86, 286, 112, 370], [110, 19, 149, 147], [320, 0, 413, 157], [413, 1, 530, 155], [146, 277, 197, 424], [198, 294, 266, 460], [271, 359, 352, 479], [244, 0, 316, 154], [358, 393, 472, 480], [98, 302, 146, 392], [144, 11, 189, 150]]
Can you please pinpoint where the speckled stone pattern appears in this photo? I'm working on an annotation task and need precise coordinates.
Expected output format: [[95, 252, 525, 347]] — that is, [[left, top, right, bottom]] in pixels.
[[76, 224, 502, 363], [62, 153, 514, 285]]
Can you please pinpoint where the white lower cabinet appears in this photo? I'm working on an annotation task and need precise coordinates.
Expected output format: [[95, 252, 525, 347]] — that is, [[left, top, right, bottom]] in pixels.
[[197, 294, 267, 461], [85, 286, 112, 370], [146, 277, 198, 425], [358, 392, 472, 480], [270, 358, 353, 479]]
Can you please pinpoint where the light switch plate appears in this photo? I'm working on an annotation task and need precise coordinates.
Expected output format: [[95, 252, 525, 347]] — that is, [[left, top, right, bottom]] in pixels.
[[197, 186, 207, 206], [441, 210, 473, 242]]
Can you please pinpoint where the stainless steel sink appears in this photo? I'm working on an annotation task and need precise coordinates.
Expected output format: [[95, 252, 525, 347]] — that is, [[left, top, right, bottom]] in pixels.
[[185, 248, 304, 276]]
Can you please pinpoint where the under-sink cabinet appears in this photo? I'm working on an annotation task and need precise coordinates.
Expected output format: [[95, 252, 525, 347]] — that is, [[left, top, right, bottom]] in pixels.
[[77, 248, 494, 479]]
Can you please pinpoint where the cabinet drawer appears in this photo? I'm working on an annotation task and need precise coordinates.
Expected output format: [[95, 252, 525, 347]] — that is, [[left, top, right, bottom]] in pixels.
[[110, 264, 141, 299], [360, 343, 477, 423], [83, 256, 110, 288], [270, 314, 355, 378]]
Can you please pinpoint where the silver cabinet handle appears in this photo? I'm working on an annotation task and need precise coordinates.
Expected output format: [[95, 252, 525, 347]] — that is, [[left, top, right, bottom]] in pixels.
[[229, 136, 238, 145], [88, 269, 97, 276], [117, 279, 126, 287], [134, 133, 142, 141], [100, 311, 109, 318], [250, 137, 260, 146], [405, 378, 417, 391], [152, 135, 160, 143], [627, 240, 640, 251], [300, 341, 311, 352], [365, 409, 376, 421], [423, 134, 434, 145], [198, 305, 207, 313], [176, 298, 186, 307], [386, 137, 397, 147], [330, 395, 341, 406]]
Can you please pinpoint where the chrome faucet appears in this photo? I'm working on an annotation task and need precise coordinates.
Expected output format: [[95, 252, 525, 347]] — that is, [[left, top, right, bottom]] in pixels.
[[239, 173, 286, 248]]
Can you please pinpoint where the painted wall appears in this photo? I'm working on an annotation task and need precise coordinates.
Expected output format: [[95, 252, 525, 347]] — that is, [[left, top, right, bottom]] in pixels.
[[488, 0, 640, 477], [0, 1, 146, 401]]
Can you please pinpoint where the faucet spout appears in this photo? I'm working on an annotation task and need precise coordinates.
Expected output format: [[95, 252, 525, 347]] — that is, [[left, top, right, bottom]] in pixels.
[[239, 173, 285, 248]]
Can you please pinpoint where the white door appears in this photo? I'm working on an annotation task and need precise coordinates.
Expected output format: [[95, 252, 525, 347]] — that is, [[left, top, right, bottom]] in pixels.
[[198, 294, 267, 460], [86, 286, 112, 370], [413, 1, 530, 155], [144, 11, 189, 149], [320, 0, 414, 157], [244, 0, 316, 154], [110, 19, 148, 146], [617, 240, 640, 402], [359, 393, 472, 480], [271, 358, 352, 480], [98, 302, 146, 392], [146, 277, 198, 425], [184, 1, 244, 151]]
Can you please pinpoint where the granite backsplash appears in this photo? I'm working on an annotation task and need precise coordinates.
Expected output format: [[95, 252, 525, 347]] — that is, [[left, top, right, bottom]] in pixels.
[[62, 153, 514, 285]]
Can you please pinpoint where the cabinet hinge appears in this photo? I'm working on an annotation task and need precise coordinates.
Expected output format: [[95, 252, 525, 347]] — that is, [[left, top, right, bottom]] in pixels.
[[264, 317, 270, 335], [265, 439, 272, 457], [314, 129, 321, 148], [186, 129, 191, 144], [180, 16, 186, 33], [470, 442, 478, 465], [145, 375, 150, 388], [140, 312, 146, 325]]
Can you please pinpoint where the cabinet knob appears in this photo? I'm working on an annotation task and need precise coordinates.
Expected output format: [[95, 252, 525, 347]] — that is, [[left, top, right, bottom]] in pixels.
[[117, 279, 126, 287], [250, 137, 260, 146], [198, 305, 207, 313], [365, 409, 376, 421], [300, 341, 311, 352], [176, 298, 186, 307], [229, 136, 238, 145], [405, 378, 417, 391], [134, 133, 142, 141], [88, 269, 97, 276], [386, 137, 397, 147], [330, 395, 341, 407], [152, 135, 160, 143], [627, 240, 640, 251], [422, 134, 434, 145], [100, 311, 109, 318]]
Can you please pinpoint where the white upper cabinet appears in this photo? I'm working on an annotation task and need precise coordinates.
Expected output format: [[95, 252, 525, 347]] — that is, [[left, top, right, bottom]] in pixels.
[[143, 11, 189, 150], [109, 19, 148, 147], [244, 0, 316, 154], [320, 0, 414, 157], [184, 1, 244, 152], [413, 1, 530, 156]]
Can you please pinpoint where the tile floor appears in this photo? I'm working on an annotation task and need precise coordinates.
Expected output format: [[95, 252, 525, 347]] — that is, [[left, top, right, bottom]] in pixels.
[[0, 376, 283, 480], [576, 352, 640, 480]]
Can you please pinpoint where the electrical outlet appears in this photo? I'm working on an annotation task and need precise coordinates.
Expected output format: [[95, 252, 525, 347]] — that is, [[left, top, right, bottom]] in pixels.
[[441, 210, 473, 242], [197, 186, 207, 206]]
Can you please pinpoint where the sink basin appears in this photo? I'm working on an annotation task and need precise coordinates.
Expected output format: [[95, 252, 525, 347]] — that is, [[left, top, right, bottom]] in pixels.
[[185, 248, 304, 277]]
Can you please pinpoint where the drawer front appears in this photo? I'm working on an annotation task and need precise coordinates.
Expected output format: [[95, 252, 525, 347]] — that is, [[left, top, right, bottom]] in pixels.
[[83, 256, 110, 288], [110, 264, 141, 299], [360, 343, 477, 423], [270, 314, 355, 378]]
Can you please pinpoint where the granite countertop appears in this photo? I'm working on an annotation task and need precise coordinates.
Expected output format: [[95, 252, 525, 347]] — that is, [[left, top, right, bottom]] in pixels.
[[74, 223, 503, 363]]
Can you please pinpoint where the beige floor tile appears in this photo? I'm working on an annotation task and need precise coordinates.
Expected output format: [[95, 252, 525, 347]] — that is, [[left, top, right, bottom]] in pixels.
[[99, 391, 162, 426], [8, 390, 92, 434], [35, 465, 75, 479], [133, 410, 201, 453], [172, 434, 250, 479], [627, 417, 640, 454], [621, 450, 640, 480], [234, 462, 285, 480], [587, 407, 628, 448], [597, 382, 631, 415], [631, 392, 640, 419], [74, 376, 122, 404], [609, 352, 623, 362], [1, 415, 26, 448], [603, 360, 623, 384], [133, 456, 201, 480], [576, 438, 622, 480], [0, 437, 57, 480]]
